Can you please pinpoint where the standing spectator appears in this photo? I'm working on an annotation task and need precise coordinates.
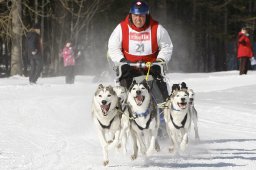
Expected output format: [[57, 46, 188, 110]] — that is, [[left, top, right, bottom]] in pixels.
[[1, 42, 9, 74], [26, 23, 43, 84], [61, 41, 76, 84], [237, 27, 253, 75]]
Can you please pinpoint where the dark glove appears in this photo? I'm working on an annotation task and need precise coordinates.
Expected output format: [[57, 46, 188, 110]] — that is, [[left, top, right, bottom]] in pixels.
[[240, 40, 246, 45], [120, 58, 130, 63], [118, 58, 131, 78]]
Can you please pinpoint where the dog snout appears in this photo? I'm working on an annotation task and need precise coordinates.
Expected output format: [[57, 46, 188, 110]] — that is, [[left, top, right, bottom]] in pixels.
[[101, 100, 107, 105], [181, 98, 186, 102], [136, 90, 141, 95]]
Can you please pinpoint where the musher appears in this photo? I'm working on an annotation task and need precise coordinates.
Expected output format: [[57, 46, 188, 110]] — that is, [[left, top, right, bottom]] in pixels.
[[108, 0, 173, 101]]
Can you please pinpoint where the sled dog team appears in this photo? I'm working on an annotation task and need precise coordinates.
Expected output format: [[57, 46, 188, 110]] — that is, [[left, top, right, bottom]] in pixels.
[[91, 81, 199, 166]]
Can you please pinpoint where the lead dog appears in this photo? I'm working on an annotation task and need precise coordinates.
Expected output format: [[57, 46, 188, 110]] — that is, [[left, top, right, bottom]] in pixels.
[[92, 84, 121, 166], [164, 89, 191, 154], [188, 89, 200, 140], [127, 80, 160, 160]]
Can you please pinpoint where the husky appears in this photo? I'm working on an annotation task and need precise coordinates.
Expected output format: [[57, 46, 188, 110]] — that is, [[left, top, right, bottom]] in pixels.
[[164, 89, 191, 154], [92, 84, 121, 166], [113, 86, 127, 112], [127, 80, 160, 160], [188, 89, 200, 141], [113, 86, 130, 153]]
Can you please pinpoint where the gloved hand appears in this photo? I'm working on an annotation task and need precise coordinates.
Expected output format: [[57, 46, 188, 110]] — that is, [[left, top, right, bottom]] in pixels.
[[32, 49, 38, 55], [120, 58, 130, 63], [118, 58, 131, 78]]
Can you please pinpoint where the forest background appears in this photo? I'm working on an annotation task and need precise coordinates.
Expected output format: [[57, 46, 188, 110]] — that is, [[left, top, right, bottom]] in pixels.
[[0, 0, 255, 77]]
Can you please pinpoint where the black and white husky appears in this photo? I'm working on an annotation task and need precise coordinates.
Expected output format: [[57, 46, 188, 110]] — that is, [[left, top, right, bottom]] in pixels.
[[127, 80, 160, 160], [164, 89, 191, 154], [92, 84, 121, 166], [188, 89, 200, 140]]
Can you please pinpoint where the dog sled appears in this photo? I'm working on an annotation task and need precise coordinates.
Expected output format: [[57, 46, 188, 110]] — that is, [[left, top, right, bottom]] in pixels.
[[114, 61, 169, 104]]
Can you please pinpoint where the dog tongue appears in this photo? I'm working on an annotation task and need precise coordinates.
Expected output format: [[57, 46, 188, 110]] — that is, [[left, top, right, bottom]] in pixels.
[[101, 104, 110, 113], [178, 103, 187, 109], [135, 96, 143, 105]]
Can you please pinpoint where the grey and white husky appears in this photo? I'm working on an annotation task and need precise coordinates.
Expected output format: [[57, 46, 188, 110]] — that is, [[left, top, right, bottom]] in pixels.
[[113, 86, 130, 153], [164, 89, 191, 154], [127, 80, 160, 160], [92, 84, 121, 166], [188, 89, 200, 141]]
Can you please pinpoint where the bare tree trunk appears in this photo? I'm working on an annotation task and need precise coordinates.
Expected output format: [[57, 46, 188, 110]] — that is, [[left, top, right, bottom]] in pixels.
[[35, 0, 39, 23], [191, 0, 197, 70], [10, 0, 22, 75], [223, 6, 228, 71]]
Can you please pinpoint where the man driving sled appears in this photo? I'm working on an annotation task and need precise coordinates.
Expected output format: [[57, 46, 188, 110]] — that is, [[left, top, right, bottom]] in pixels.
[[108, 0, 173, 101]]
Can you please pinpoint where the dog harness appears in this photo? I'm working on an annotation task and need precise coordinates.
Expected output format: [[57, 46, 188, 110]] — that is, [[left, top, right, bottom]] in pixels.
[[97, 117, 115, 129], [128, 97, 157, 130], [170, 112, 187, 129], [97, 108, 121, 129]]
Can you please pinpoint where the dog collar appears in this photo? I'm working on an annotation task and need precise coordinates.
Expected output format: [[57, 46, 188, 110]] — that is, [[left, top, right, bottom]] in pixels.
[[171, 104, 181, 112], [134, 108, 150, 118]]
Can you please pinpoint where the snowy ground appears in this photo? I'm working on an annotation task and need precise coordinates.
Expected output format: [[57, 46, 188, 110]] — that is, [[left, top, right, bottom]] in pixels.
[[0, 71, 256, 170]]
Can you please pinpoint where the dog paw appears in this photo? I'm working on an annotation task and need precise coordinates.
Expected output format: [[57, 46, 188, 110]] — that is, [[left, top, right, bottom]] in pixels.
[[180, 142, 188, 151], [131, 154, 137, 160], [103, 160, 109, 166], [117, 143, 121, 149], [140, 149, 146, 155], [168, 147, 175, 153], [155, 142, 160, 152], [107, 140, 113, 144]]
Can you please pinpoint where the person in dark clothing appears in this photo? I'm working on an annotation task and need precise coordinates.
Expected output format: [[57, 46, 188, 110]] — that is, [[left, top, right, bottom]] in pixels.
[[26, 23, 43, 84], [1, 42, 9, 74], [237, 27, 253, 75]]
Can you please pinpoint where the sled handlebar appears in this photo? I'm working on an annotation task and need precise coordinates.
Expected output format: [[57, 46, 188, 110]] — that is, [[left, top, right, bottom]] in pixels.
[[114, 62, 167, 81], [118, 62, 165, 68]]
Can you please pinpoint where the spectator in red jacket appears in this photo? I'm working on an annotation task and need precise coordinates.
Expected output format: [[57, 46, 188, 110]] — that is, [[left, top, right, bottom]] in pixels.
[[237, 27, 253, 75], [61, 41, 76, 84]]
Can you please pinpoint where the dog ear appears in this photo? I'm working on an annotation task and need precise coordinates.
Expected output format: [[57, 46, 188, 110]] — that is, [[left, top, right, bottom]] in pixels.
[[181, 82, 188, 90], [128, 80, 137, 92], [141, 79, 150, 90], [98, 84, 104, 89], [172, 84, 180, 93], [106, 85, 116, 95]]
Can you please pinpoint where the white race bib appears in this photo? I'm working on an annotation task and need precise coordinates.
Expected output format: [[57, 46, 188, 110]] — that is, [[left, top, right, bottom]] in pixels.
[[128, 26, 152, 56]]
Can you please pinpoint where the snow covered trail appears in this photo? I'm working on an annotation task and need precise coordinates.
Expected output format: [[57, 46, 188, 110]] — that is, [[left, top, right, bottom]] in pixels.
[[0, 72, 256, 170]]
